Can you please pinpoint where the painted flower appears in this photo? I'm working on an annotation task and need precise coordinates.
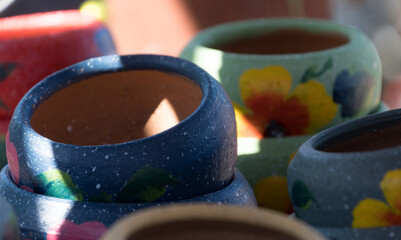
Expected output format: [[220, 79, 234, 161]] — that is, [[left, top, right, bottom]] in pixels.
[[237, 64, 337, 138], [47, 220, 107, 240], [5, 130, 19, 184], [333, 70, 376, 118], [352, 169, 401, 228], [253, 176, 293, 213], [252, 152, 297, 213]]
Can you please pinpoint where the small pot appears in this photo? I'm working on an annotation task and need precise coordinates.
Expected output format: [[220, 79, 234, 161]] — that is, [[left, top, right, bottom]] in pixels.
[[101, 203, 326, 240], [0, 166, 256, 240], [287, 108, 401, 238], [0, 195, 19, 240], [180, 18, 382, 137], [7, 54, 237, 203]]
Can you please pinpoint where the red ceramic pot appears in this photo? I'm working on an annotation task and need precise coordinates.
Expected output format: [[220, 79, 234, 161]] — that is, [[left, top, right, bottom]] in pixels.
[[0, 9, 116, 120]]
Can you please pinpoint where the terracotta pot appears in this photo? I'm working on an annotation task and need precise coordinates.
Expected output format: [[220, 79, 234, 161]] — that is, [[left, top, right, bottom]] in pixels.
[[0, 10, 116, 169], [288, 108, 401, 239], [237, 101, 388, 214], [0, 195, 19, 240], [7, 54, 237, 203], [100, 203, 326, 240], [0, 166, 256, 239], [180, 18, 382, 138]]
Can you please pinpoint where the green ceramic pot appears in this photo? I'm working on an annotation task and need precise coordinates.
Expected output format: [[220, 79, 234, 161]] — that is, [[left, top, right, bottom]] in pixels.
[[180, 18, 382, 137]]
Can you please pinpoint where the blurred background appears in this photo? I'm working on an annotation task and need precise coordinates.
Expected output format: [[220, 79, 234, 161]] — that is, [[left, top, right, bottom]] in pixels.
[[1, 0, 401, 108]]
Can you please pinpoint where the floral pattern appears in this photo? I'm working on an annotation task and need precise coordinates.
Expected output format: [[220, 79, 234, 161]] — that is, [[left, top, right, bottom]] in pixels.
[[252, 152, 297, 213], [236, 63, 337, 138], [352, 169, 401, 228], [333, 70, 375, 118], [47, 220, 107, 240], [253, 176, 293, 213], [5, 130, 19, 184], [116, 164, 177, 203], [34, 169, 84, 201]]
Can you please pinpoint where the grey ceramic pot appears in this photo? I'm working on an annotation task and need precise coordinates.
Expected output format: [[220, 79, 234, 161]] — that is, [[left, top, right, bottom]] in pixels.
[[287, 108, 401, 239], [7, 54, 237, 203], [0, 195, 19, 240], [0, 166, 256, 240]]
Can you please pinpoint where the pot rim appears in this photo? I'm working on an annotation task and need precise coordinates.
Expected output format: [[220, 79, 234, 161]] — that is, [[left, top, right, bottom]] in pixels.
[[181, 17, 365, 60], [14, 54, 214, 149], [0, 10, 103, 40], [101, 203, 326, 240], [297, 108, 401, 160]]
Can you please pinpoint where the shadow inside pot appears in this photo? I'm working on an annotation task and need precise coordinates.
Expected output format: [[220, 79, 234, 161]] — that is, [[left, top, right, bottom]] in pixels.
[[30, 70, 202, 145]]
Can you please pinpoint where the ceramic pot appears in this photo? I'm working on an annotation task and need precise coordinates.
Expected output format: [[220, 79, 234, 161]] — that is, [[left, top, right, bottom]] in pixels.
[[0, 10, 116, 169], [0, 166, 256, 240], [180, 18, 382, 138], [236, 101, 388, 214], [0, 195, 19, 240], [7, 54, 237, 203], [287, 108, 401, 239], [100, 203, 326, 240]]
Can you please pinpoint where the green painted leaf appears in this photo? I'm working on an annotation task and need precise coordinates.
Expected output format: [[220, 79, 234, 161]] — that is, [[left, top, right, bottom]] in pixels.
[[89, 192, 113, 203], [291, 180, 317, 210], [0, 63, 18, 82], [116, 165, 178, 203], [300, 58, 333, 83], [35, 169, 84, 201]]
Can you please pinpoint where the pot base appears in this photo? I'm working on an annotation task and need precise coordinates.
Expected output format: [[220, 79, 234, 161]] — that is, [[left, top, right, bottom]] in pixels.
[[0, 166, 256, 240]]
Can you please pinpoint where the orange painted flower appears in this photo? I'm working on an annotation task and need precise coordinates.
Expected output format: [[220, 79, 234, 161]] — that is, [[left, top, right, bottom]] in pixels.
[[353, 169, 401, 228], [236, 65, 338, 138]]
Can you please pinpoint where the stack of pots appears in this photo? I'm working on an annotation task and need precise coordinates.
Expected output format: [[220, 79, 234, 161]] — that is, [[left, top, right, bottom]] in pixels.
[[0, 54, 256, 239], [0, 10, 116, 168], [180, 18, 384, 213]]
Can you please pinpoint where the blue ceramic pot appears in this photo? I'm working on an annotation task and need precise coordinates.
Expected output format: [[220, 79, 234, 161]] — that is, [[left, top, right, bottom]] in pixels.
[[0, 166, 256, 240], [287, 108, 401, 239], [0, 195, 19, 240], [6, 54, 237, 203]]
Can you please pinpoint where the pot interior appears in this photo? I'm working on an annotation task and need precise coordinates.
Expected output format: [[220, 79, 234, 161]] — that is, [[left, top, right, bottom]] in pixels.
[[318, 122, 401, 152], [209, 28, 349, 55], [128, 219, 298, 240], [31, 70, 202, 145]]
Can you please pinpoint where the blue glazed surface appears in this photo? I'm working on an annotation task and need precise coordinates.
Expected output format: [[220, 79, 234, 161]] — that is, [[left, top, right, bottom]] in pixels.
[[0, 166, 256, 240], [7, 54, 237, 202], [0, 194, 19, 240]]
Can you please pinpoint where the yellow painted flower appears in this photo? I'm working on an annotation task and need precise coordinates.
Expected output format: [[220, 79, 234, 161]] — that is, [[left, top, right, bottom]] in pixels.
[[252, 151, 298, 214], [353, 169, 401, 228], [253, 176, 293, 214], [237, 65, 338, 138]]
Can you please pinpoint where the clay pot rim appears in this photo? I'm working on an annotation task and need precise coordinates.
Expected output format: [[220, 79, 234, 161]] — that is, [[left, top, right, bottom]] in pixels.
[[101, 203, 326, 240], [181, 18, 361, 59], [0, 10, 103, 40], [298, 108, 401, 159], [0, 166, 253, 207], [15, 54, 211, 148]]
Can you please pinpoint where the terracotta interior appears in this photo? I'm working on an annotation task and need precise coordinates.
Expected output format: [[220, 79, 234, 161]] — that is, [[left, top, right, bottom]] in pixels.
[[210, 28, 349, 54], [128, 220, 298, 240], [30, 70, 202, 145], [320, 123, 401, 152]]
